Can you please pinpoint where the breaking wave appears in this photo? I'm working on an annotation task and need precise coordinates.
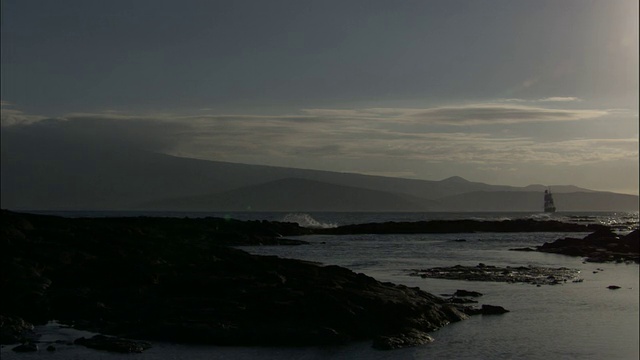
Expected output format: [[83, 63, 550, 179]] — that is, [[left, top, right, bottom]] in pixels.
[[281, 213, 337, 229]]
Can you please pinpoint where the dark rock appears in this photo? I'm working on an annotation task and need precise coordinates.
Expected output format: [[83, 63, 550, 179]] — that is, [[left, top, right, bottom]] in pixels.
[[607, 285, 621, 290], [372, 329, 434, 350], [0, 315, 34, 345], [480, 304, 510, 315], [411, 264, 581, 285], [75, 335, 151, 353], [537, 228, 639, 263], [454, 289, 483, 297], [447, 297, 478, 304], [464, 304, 510, 316], [316, 219, 601, 235], [46, 345, 56, 351], [0, 210, 476, 350], [509, 247, 536, 252], [12, 342, 38, 352]]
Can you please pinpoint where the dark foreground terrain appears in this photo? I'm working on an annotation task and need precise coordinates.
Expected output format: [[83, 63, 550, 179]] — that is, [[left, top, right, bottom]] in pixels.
[[1, 210, 484, 351]]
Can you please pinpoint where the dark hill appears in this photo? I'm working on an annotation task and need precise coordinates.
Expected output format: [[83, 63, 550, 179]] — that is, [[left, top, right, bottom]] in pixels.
[[1, 129, 635, 211], [139, 178, 437, 212], [435, 191, 639, 212]]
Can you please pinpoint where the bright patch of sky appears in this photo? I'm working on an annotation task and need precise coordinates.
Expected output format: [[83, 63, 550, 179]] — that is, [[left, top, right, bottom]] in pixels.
[[1, 0, 638, 194]]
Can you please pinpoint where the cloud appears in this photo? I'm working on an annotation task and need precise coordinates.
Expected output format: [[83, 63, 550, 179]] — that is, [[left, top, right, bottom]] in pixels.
[[303, 103, 606, 126], [409, 104, 605, 125], [2, 104, 633, 172], [496, 97, 583, 103], [538, 97, 583, 102], [0, 105, 48, 126]]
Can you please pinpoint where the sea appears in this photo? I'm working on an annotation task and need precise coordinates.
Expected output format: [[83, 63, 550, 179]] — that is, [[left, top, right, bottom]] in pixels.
[[2, 211, 639, 360]]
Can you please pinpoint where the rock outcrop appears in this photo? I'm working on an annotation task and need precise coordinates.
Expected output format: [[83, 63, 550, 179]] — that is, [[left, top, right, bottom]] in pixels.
[[410, 263, 582, 285], [537, 228, 639, 263], [317, 219, 606, 235], [0, 210, 475, 350]]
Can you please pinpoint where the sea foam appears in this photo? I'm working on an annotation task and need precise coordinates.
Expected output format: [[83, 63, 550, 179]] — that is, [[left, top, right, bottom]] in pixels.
[[281, 213, 337, 229]]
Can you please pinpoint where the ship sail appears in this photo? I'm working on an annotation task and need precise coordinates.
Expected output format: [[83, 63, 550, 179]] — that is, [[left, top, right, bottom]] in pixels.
[[544, 189, 556, 213]]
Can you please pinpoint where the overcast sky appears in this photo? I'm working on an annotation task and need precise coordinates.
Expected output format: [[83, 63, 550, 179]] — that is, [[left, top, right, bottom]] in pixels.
[[2, 0, 638, 194]]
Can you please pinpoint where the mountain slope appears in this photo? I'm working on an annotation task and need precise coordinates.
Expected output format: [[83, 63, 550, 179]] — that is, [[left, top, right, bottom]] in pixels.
[[436, 191, 639, 212], [2, 130, 635, 211], [139, 178, 437, 212]]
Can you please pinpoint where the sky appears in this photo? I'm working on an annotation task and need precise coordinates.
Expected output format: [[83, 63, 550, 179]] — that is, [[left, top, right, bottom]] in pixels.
[[1, 0, 639, 194]]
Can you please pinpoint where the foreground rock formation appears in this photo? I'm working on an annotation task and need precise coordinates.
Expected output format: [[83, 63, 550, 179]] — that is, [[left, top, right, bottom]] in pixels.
[[536, 228, 639, 263], [1, 210, 473, 351]]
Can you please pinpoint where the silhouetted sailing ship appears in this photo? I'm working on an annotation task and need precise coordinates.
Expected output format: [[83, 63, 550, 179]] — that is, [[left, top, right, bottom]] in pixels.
[[544, 189, 556, 213]]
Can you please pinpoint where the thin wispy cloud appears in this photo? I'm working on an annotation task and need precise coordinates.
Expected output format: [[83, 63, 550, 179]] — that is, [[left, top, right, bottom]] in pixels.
[[303, 104, 606, 125], [409, 104, 603, 125], [0, 104, 47, 126], [538, 97, 583, 102], [497, 97, 583, 103]]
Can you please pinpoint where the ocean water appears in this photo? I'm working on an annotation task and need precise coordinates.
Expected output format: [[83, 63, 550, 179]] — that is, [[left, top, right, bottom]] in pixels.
[[2, 211, 638, 359], [23, 210, 640, 232]]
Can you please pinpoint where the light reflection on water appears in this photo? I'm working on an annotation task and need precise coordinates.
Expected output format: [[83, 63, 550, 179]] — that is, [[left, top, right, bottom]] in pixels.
[[238, 232, 639, 360]]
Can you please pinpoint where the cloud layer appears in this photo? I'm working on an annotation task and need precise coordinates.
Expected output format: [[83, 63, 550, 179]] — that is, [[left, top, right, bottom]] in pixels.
[[2, 101, 634, 172]]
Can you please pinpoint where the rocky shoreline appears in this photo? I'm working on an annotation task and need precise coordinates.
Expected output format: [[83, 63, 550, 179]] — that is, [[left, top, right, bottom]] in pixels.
[[535, 228, 639, 263], [1, 210, 494, 352], [316, 218, 607, 235], [6, 210, 626, 353]]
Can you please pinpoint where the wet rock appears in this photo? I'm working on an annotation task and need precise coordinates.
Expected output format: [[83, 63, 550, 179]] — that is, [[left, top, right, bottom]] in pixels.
[[454, 289, 483, 297], [0, 315, 34, 345], [410, 264, 581, 285], [317, 219, 602, 235], [75, 335, 151, 353], [447, 297, 478, 304], [463, 304, 510, 316], [12, 342, 38, 352], [372, 329, 434, 350], [47, 345, 56, 351], [480, 305, 510, 315], [0, 210, 476, 350], [607, 285, 621, 290], [509, 247, 536, 252], [538, 229, 639, 263]]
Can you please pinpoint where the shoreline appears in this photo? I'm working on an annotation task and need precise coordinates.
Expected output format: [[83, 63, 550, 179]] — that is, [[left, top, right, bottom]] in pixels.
[[2, 210, 636, 353]]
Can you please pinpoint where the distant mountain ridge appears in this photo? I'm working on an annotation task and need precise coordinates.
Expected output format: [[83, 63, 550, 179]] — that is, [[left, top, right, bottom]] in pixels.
[[435, 191, 638, 212], [140, 178, 437, 212], [1, 132, 637, 212]]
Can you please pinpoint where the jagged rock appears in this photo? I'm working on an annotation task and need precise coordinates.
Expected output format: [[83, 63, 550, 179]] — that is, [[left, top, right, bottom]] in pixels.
[[537, 228, 639, 263], [317, 219, 603, 235], [372, 329, 434, 350], [480, 304, 510, 315], [447, 297, 478, 304], [1, 210, 477, 350], [75, 335, 151, 353], [0, 315, 34, 344], [11, 342, 38, 352], [463, 304, 510, 316], [453, 289, 483, 297], [509, 247, 536, 252], [410, 264, 581, 285]]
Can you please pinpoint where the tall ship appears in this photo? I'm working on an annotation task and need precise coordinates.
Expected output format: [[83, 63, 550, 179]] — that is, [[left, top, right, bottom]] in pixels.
[[544, 189, 556, 213]]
